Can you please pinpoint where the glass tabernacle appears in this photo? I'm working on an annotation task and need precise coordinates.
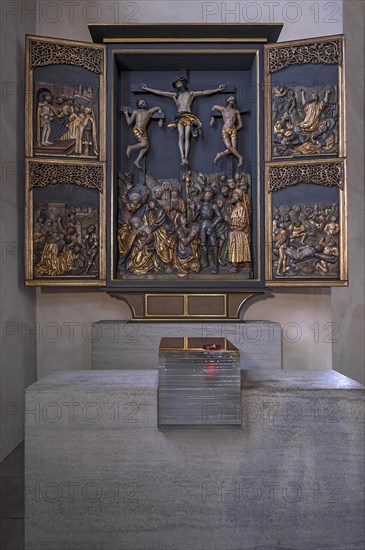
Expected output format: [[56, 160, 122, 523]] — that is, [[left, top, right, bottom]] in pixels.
[[158, 337, 241, 430]]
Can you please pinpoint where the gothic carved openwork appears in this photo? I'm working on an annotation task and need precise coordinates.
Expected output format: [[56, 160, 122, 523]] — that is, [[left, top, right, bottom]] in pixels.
[[29, 162, 104, 192], [30, 41, 104, 73], [268, 162, 344, 192], [267, 40, 342, 73]]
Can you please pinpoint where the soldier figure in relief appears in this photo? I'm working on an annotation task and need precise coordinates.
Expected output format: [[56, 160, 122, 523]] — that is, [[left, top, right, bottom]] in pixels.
[[190, 188, 222, 274]]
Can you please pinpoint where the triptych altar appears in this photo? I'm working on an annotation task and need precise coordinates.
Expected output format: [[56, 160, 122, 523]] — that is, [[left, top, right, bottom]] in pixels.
[[24, 24, 347, 313]]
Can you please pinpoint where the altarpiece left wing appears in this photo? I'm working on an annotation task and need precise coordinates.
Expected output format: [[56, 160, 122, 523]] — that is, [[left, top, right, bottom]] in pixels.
[[25, 36, 106, 286]]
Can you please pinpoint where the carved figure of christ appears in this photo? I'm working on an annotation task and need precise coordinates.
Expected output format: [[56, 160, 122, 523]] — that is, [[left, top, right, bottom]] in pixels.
[[142, 77, 225, 166]]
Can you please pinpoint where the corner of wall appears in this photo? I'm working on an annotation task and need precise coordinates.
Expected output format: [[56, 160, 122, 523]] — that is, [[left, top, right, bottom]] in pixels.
[[331, 0, 365, 384], [0, 10, 37, 463]]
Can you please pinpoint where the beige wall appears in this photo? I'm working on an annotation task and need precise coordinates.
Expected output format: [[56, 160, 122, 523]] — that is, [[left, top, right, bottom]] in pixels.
[[34, 0, 345, 378], [245, 289, 334, 370], [0, 2, 37, 461], [35, 0, 343, 42], [36, 289, 129, 378]]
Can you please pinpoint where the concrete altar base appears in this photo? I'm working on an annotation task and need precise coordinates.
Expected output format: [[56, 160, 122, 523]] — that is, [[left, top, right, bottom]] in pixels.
[[25, 370, 364, 550]]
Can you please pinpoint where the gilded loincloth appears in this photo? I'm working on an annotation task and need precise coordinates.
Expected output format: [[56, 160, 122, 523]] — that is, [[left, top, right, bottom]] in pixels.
[[133, 126, 147, 140], [221, 127, 237, 140], [167, 113, 202, 136]]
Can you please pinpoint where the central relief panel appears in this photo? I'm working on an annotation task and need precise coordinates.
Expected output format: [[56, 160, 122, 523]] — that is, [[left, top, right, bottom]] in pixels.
[[111, 49, 261, 286]]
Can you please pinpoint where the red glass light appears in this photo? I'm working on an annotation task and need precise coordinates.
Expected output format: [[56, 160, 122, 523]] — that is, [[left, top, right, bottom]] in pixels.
[[206, 362, 218, 376]]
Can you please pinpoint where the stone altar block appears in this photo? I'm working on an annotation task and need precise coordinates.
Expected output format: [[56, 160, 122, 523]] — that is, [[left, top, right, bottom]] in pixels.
[[25, 369, 364, 550], [92, 321, 282, 370]]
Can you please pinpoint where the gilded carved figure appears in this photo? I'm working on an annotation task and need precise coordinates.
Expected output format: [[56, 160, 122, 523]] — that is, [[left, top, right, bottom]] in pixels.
[[127, 224, 160, 275], [116, 170, 252, 280], [272, 85, 337, 157], [211, 96, 244, 166], [37, 93, 55, 145], [141, 76, 225, 166], [316, 240, 339, 273], [289, 219, 307, 245], [117, 189, 150, 274], [164, 183, 186, 228], [175, 217, 200, 277], [272, 203, 340, 277], [227, 189, 251, 273], [274, 222, 289, 275], [35, 85, 99, 157], [298, 89, 331, 133], [122, 99, 163, 169], [148, 199, 175, 271], [75, 107, 98, 156], [33, 204, 99, 277]]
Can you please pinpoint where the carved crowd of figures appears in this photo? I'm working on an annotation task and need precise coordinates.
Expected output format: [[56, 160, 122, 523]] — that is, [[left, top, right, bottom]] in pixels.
[[36, 88, 98, 156], [272, 85, 338, 157], [117, 171, 252, 278], [33, 205, 99, 276], [272, 202, 340, 277], [116, 78, 252, 278]]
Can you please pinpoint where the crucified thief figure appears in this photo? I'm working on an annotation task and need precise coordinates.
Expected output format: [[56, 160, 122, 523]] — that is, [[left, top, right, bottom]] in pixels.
[[211, 95, 243, 167], [142, 76, 225, 166], [122, 98, 163, 169]]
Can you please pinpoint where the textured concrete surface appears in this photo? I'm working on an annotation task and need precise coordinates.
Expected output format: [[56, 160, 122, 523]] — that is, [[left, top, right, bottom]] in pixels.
[[92, 321, 282, 371], [25, 369, 364, 550], [0, 443, 24, 550]]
